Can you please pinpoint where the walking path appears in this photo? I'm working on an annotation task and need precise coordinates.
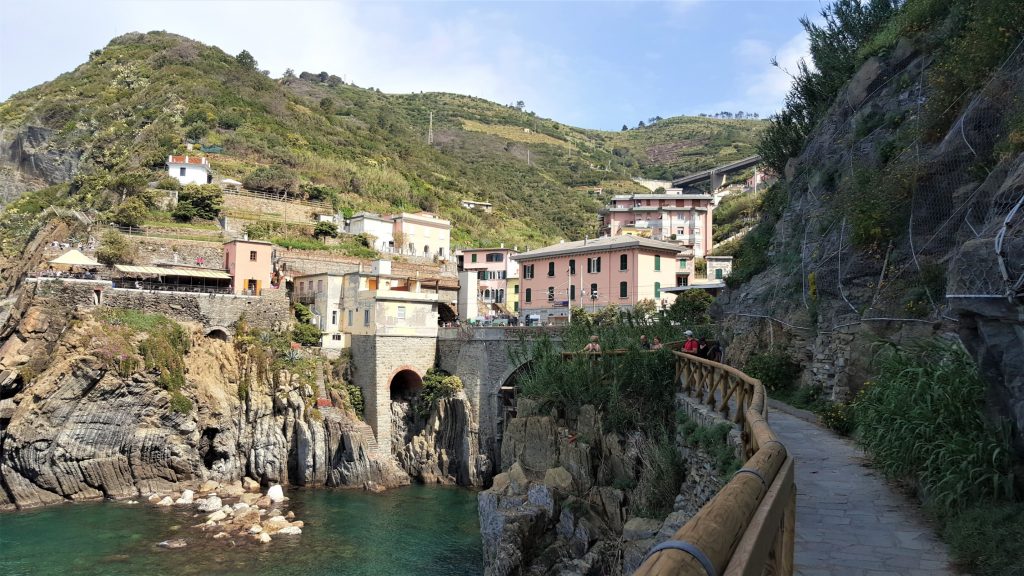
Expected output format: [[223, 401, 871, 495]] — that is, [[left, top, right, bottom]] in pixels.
[[769, 407, 957, 576]]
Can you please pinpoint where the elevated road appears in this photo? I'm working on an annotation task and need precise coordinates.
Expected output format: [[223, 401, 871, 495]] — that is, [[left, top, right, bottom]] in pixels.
[[671, 154, 762, 188]]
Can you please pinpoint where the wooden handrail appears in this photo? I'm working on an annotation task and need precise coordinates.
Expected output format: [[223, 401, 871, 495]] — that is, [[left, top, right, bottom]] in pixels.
[[633, 351, 795, 576]]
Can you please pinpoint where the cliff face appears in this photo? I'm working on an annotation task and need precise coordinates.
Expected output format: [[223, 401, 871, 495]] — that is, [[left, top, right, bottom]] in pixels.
[[717, 37, 1024, 453], [0, 295, 408, 510]]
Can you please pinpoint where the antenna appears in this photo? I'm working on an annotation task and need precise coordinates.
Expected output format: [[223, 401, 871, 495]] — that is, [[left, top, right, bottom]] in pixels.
[[427, 111, 434, 145]]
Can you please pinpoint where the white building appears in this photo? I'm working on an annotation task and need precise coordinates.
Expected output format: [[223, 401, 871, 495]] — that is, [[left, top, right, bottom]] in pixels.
[[393, 212, 451, 259], [460, 199, 493, 213], [167, 155, 211, 186], [346, 212, 396, 253]]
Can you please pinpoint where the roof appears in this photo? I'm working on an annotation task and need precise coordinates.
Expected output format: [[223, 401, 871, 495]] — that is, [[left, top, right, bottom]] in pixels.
[[114, 265, 232, 279], [351, 211, 394, 222], [512, 236, 684, 261], [609, 193, 712, 201], [461, 199, 493, 205], [663, 282, 726, 293], [49, 249, 100, 267], [167, 155, 208, 165], [224, 239, 274, 246]]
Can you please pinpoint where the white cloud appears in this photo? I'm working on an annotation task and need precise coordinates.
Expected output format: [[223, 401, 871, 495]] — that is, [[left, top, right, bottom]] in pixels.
[[703, 30, 810, 116]]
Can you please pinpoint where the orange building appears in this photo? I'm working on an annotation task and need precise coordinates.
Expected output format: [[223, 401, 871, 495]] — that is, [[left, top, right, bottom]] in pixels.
[[224, 239, 273, 295]]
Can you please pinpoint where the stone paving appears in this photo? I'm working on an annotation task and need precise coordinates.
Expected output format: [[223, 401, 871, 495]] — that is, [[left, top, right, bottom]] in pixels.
[[770, 409, 958, 576]]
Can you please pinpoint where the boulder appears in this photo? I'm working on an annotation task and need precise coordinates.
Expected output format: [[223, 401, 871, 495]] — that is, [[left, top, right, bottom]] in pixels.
[[508, 462, 530, 495], [220, 480, 245, 498], [846, 56, 883, 108], [249, 524, 263, 534], [156, 496, 174, 507], [232, 502, 250, 511], [239, 493, 260, 505], [542, 467, 573, 494], [266, 484, 285, 503], [257, 532, 272, 544], [232, 507, 261, 528], [588, 487, 625, 533], [490, 472, 510, 494], [276, 526, 302, 535], [527, 484, 555, 517], [206, 510, 228, 523], [196, 495, 223, 513], [175, 489, 194, 505], [622, 517, 663, 541], [263, 515, 291, 534], [242, 477, 261, 493], [199, 480, 219, 493], [157, 539, 187, 549], [213, 532, 230, 540]]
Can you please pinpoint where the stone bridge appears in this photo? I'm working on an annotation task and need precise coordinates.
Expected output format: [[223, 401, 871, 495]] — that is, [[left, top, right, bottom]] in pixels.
[[437, 326, 562, 468]]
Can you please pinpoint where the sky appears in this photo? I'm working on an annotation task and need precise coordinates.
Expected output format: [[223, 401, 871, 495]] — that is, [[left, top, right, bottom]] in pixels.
[[0, 0, 820, 130]]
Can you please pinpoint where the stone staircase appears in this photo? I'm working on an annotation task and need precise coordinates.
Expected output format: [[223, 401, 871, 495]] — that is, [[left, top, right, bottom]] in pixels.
[[315, 362, 384, 459]]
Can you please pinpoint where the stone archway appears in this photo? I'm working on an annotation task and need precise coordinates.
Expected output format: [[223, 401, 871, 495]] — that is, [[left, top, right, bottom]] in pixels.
[[204, 326, 230, 341], [389, 368, 423, 401]]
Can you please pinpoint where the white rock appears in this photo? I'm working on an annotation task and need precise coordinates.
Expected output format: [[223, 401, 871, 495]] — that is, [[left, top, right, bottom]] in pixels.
[[147, 494, 163, 503], [125, 500, 139, 505], [249, 524, 263, 534], [156, 496, 175, 507], [220, 505, 233, 515], [157, 538, 187, 549], [213, 532, 230, 540], [276, 526, 302, 535], [266, 484, 285, 503], [242, 477, 261, 492], [175, 489, 194, 505], [207, 510, 228, 522], [196, 495, 223, 512], [257, 532, 272, 544], [233, 503, 250, 511]]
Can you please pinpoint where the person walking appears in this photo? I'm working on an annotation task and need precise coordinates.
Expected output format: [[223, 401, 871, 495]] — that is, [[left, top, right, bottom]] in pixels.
[[696, 337, 710, 359], [651, 336, 664, 350], [583, 335, 601, 353], [683, 330, 699, 353], [639, 335, 651, 350]]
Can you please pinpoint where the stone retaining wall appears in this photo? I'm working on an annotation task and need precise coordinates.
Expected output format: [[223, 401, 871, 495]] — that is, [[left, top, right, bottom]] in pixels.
[[124, 236, 225, 267]]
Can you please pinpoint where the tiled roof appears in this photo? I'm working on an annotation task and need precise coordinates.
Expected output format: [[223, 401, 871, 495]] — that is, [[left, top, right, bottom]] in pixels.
[[167, 155, 208, 165]]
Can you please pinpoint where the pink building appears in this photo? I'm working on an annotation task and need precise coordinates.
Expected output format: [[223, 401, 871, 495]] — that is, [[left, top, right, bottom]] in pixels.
[[457, 247, 519, 311], [512, 236, 683, 324], [599, 189, 714, 257], [224, 239, 274, 295]]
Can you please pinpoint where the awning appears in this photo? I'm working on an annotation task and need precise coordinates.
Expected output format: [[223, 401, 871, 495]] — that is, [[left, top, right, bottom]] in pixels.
[[49, 250, 100, 267], [113, 265, 232, 280]]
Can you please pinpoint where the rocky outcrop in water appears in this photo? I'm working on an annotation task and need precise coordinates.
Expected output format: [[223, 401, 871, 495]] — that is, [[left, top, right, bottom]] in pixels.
[[0, 297, 407, 510], [395, 393, 489, 486]]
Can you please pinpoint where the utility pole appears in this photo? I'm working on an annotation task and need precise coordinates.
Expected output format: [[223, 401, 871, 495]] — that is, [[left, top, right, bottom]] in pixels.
[[427, 111, 434, 145], [526, 147, 530, 166]]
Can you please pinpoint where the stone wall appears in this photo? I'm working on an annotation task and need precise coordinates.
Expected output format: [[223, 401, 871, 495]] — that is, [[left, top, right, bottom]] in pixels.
[[350, 334, 437, 456], [123, 236, 225, 267], [278, 249, 457, 279], [221, 193, 329, 228], [31, 278, 290, 332]]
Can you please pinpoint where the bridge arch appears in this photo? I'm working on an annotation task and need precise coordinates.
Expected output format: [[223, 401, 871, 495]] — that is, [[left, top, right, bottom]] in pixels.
[[204, 326, 231, 341], [389, 366, 423, 401]]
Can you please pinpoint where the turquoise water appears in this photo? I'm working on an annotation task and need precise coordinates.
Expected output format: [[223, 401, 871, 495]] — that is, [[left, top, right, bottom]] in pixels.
[[0, 485, 482, 576]]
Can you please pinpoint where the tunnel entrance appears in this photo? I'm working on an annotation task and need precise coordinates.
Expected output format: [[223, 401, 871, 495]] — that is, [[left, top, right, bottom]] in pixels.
[[390, 369, 423, 401], [205, 327, 230, 341]]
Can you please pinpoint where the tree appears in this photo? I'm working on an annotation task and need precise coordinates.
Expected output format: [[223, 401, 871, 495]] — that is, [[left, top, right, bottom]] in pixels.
[[235, 50, 257, 70], [110, 197, 149, 227], [243, 165, 298, 198], [515, 100, 525, 110], [392, 230, 406, 254], [667, 290, 713, 326], [96, 231, 137, 265], [108, 172, 149, 201], [291, 322, 322, 347], [319, 97, 333, 113], [631, 299, 659, 325], [313, 221, 339, 241], [621, 124, 628, 131], [173, 184, 223, 222], [638, 120, 646, 128]]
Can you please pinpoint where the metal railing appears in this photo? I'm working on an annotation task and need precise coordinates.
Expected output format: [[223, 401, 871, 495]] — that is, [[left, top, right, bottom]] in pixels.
[[635, 351, 795, 576]]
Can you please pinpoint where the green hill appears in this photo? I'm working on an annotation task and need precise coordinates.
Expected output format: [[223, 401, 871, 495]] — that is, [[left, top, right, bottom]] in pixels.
[[0, 31, 764, 251]]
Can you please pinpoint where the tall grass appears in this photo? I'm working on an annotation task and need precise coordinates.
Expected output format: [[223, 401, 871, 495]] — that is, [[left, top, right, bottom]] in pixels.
[[855, 340, 1015, 509]]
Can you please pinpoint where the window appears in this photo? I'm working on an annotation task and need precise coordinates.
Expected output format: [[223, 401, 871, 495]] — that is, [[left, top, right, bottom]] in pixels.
[[478, 271, 488, 280], [619, 254, 628, 271], [298, 281, 304, 293], [317, 279, 323, 292], [514, 302, 519, 312], [471, 253, 478, 263], [331, 310, 338, 325], [397, 306, 406, 320], [547, 287, 554, 301], [525, 288, 532, 303], [619, 281, 628, 298], [332, 334, 342, 341], [654, 255, 661, 271], [364, 310, 370, 326], [715, 268, 723, 279], [590, 283, 598, 299], [587, 257, 601, 273], [568, 259, 576, 275], [486, 253, 504, 262], [348, 310, 353, 326], [570, 285, 576, 301], [679, 259, 687, 270], [513, 284, 520, 294], [654, 282, 661, 299], [497, 289, 504, 303], [249, 250, 257, 261], [523, 264, 534, 279], [179, 167, 186, 177], [547, 261, 555, 277]]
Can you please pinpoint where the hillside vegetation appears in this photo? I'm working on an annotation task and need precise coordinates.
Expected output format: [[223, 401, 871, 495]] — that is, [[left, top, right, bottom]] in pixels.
[[0, 31, 763, 252]]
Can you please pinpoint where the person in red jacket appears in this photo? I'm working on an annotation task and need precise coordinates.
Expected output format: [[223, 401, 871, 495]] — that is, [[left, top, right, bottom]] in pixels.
[[683, 330, 699, 353]]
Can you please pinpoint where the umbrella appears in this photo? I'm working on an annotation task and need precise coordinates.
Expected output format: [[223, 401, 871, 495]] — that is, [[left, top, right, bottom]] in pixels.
[[49, 249, 100, 268]]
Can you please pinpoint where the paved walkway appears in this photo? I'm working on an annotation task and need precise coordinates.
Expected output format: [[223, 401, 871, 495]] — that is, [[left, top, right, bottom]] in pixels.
[[770, 408, 958, 576]]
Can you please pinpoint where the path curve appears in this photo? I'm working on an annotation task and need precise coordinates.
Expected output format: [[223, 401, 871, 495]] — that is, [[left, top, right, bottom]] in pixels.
[[770, 408, 958, 576]]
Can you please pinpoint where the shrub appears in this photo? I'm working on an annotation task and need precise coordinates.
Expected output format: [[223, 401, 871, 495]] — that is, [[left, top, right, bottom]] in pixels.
[[291, 322, 321, 346], [293, 302, 313, 324], [313, 221, 339, 240], [744, 350, 801, 392], [155, 177, 182, 191], [169, 391, 193, 414], [667, 290, 713, 326], [819, 402, 856, 435], [96, 230, 137, 265], [631, 432, 684, 517], [243, 165, 298, 195], [110, 197, 149, 227], [944, 502, 1024, 576], [173, 184, 222, 222]]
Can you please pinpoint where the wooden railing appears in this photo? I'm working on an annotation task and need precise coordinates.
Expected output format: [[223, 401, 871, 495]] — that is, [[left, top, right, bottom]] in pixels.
[[635, 351, 795, 576]]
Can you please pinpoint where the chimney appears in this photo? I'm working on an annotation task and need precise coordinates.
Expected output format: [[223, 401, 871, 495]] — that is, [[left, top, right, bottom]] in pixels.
[[584, 235, 588, 245]]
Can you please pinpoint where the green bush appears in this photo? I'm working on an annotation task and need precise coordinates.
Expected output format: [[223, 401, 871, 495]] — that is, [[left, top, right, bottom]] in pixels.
[[744, 350, 801, 392], [678, 412, 743, 476], [110, 197, 149, 227], [243, 165, 298, 195], [855, 340, 1015, 510], [155, 177, 182, 191], [172, 184, 222, 222], [667, 289, 713, 326], [169, 391, 193, 414], [944, 502, 1024, 576], [291, 322, 321, 346], [293, 302, 313, 323], [631, 432, 685, 517], [96, 230, 137, 265], [819, 402, 856, 435]]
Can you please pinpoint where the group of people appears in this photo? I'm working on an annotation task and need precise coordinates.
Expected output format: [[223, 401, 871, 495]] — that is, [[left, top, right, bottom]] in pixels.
[[581, 330, 722, 361]]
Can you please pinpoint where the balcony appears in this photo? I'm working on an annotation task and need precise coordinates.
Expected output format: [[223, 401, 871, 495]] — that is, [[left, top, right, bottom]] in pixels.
[[296, 292, 318, 304]]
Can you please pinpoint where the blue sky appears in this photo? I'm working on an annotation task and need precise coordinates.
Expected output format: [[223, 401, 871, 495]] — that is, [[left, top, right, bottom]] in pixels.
[[0, 0, 820, 130]]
